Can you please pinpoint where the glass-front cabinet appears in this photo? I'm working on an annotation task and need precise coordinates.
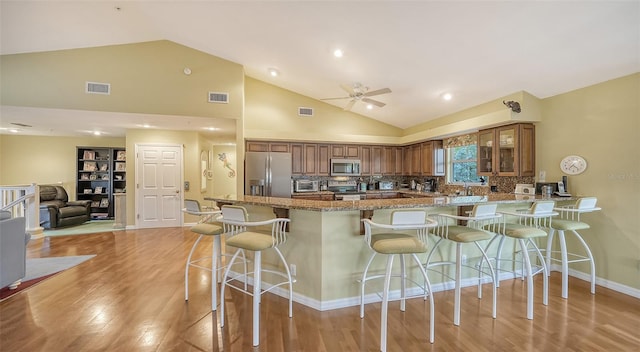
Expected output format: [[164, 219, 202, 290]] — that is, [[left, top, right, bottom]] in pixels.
[[477, 123, 535, 177]]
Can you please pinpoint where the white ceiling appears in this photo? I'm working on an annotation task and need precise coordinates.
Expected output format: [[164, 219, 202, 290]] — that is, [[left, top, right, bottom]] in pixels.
[[1, 1, 638, 139]]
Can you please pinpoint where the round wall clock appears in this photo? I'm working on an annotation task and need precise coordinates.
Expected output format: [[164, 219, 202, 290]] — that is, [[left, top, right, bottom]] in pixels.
[[560, 155, 587, 175]]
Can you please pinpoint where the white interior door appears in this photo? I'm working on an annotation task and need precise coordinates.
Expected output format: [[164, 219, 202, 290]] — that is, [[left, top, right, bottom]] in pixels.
[[136, 144, 183, 229]]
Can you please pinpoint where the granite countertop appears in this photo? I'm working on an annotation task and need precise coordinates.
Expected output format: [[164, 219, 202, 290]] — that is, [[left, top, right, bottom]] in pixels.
[[206, 193, 573, 212]]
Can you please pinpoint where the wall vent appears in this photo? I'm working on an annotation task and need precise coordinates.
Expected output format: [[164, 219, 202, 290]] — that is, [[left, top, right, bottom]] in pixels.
[[298, 107, 314, 117], [208, 92, 229, 104], [86, 81, 110, 95]]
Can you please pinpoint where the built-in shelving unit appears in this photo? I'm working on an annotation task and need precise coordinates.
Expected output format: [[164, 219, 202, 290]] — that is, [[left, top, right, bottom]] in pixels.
[[76, 147, 126, 219]]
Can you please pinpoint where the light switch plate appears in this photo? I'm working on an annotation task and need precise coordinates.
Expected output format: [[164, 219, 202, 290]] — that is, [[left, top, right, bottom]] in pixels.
[[539, 170, 546, 182]]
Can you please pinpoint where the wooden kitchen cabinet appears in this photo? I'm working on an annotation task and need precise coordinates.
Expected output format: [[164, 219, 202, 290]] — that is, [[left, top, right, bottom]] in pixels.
[[246, 141, 290, 152], [420, 140, 445, 176], [291, 143, 304, 174], [478, 123, 535, 177], [317, 144, 330, 176], [402, 146, 412, 175], [360, 146, 372, 175], [371, 146, 384, 175], [411, 144, 421, 175], [383, 147, 395, 175], [331, 144, 360, 159]]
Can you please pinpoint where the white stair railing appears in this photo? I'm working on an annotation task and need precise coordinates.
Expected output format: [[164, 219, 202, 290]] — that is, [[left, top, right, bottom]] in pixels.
[[0, 183, 43, 239]]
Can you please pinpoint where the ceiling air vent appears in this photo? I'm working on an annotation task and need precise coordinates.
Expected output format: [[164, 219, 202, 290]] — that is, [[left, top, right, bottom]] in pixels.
[[86, 81, 110, 95], [208, 92, 229, 104], [298, 107, 314, 117]]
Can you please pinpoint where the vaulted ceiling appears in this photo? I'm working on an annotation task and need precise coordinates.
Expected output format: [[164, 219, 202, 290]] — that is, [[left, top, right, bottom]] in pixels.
[[1, 1, 638, 138]]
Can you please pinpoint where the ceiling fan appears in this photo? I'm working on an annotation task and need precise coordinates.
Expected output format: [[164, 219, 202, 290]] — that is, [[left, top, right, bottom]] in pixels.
[[321, 83, 391, 111]]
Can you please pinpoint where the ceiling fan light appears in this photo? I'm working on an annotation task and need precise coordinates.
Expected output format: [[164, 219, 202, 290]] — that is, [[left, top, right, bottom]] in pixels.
[[366, 104, 373, 110], [333, 49, 344, 58]]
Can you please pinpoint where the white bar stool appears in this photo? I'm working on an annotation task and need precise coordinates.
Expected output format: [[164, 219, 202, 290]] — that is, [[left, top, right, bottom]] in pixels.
[[218, 205, 293, 347], [487, 200, 557, 320], [547, 197, 600, 298], [426, 203, 501, 326], [183, 199, 226, 311], [361, 210, 437, 352]]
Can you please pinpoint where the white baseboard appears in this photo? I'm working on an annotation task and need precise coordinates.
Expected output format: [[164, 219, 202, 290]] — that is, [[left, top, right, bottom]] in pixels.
[[229, 265, 640, 312]]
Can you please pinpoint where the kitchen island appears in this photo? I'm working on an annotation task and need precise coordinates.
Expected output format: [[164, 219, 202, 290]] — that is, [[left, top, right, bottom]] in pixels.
[[205, 193, 571, 311]]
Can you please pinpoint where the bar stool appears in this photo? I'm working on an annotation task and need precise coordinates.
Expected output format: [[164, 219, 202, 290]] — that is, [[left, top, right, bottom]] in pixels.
[[547, 197, 600, 298], [183, 199, 225, 311], [218, 205, 293, 347], [487, 200, 557, 320], [361, 210, 437, 351], [425, 203, 501, 326]]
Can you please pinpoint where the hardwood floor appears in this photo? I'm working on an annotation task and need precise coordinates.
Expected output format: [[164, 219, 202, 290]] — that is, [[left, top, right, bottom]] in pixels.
[[1, 228, 639, 351]]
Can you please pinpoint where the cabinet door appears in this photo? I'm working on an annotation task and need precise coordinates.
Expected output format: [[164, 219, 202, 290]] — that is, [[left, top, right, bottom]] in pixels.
[[372, 146, 383, 175], [317, 144, 330, 176], [394, 148, 404, 174], [246, 141, 269, 152], [331, 145, 345, 158], [477, 129, 495, 176], [345, 145, 360, 158], [291, 144, 304, 175], [496, 125, 517, 176], [420, 142, 433, 175], [411, 144, 421, 175], [402, 146, 412, 175], [383, 147, 395, 175], [433, 141, 445, 176], [360, 146, 372, 175], [270, 143, 290, 153], [304, 144, 318, 175], [518, 124, 535, 176]]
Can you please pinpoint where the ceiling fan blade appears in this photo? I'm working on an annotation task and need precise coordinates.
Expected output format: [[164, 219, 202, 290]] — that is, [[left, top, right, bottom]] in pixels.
[[343, 99, 356, 111], [362, 97, 386, 107], [340, 84, 355, 95], [321, 96, 350, 101], [364, 87, 392, 97]]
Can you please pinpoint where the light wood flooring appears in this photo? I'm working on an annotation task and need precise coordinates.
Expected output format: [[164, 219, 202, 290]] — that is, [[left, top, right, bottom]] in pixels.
[[1, 227, 639, 351]]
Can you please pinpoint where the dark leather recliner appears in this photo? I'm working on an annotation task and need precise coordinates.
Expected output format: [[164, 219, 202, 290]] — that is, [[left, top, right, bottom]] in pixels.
[[39, 185, 91, 229]]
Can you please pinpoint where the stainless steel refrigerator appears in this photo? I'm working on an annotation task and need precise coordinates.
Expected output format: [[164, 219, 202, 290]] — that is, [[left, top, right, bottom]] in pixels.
[[245, 152, 292, 198]]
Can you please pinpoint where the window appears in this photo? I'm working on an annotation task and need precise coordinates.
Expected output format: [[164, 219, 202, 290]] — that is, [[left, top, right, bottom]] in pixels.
[[448, 144, 484, 184]]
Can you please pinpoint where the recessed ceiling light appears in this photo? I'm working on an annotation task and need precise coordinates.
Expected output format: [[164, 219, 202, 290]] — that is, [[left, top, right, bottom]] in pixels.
[[442, 93, 453, 101], [9, 129, 19, 133], [205, 127, 219, 131], [268, 68, 279, 77], [333, 49, 344, 58], [93, 131, 102, 136]]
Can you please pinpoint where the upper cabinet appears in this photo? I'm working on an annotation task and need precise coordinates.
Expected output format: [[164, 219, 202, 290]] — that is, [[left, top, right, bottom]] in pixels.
[[246, 141, 290, 153], [330, 144, 360, 159], [478, 123, 535, 177], [291, 143, 321, 175], [420, 140, 445, 176]]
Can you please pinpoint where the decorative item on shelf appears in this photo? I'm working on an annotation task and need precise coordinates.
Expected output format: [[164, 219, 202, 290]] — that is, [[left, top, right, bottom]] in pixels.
[[83, 161, 97, 171], [83, 150, 95, 160], [115, 162, 126, 171], [116, 150, 126, 161], [80, 173, 89, 180], [91, 201, 100, 207], [83, 189, 92, 194], [114, 188, 124, 193], [89, 174, 97, 180], [101, 174, 109, 180], [100, 198, 109, 208], [94, 186, 103, 194], [115, 175, 123, 180], [99, 163, 108, 171]]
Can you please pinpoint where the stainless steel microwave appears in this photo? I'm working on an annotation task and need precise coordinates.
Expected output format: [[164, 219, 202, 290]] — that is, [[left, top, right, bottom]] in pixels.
[[330, 159, 361, 176]]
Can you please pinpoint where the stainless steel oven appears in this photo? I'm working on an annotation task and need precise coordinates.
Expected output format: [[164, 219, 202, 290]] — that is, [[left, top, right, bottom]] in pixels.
[[330, 159, 361, 176]]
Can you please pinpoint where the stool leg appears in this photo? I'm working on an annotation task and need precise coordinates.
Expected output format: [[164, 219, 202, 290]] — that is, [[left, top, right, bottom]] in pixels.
[[411, 253, 434, 344], [519, 239, 534, 320], [360, 252, 377, 318], [558, 230, 569, 299], [219, 248, 242, 328], [380, 254, 395, 352], [252, 251, 262, 346], [185, 234, 204, 301], [211, 236, 221, 311], [572, 229, 596, 295], [494, 234, 507, 288], [273, 246, 294, 318], [531, 239, 549, 306], [400, 254, 406, 312], [476, 242, 497, 319], [545, 228, 555, 277], [454, 243, 462, 326]]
